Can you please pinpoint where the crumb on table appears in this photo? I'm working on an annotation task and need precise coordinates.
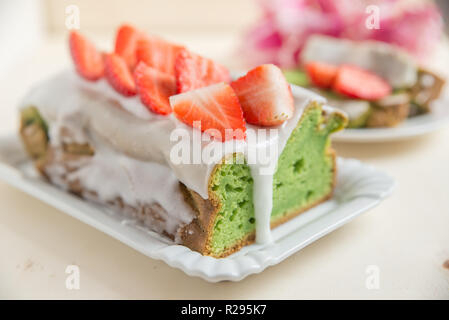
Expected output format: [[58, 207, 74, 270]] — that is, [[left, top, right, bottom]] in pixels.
[[443, 260, 449, 270]]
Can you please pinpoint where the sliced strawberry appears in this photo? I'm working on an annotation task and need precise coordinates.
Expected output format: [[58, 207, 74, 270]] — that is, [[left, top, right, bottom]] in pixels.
[[69, 31, 104, 81], [104, 53, 137, 96], [170, 83, 246, 141], [230, 64, 294, 126], [136, 36, 184, 76], [114, 24, 142, 70], [305, 61, 338, 88], [333, 65, 392, 100], [175, 49, 231, 93], [134, 62, 176, 115]]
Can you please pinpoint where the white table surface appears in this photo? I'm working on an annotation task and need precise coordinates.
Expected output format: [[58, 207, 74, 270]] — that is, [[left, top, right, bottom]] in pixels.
[[0, 33, 448, 299]]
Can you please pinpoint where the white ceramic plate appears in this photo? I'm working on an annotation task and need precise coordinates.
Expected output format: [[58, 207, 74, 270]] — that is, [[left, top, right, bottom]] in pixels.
[[0, 135, 395, 282], [332, 97, 449, 142]]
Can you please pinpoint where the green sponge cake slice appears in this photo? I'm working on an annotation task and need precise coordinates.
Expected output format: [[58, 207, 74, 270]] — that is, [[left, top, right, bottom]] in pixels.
[[180, 101, 347, 257]]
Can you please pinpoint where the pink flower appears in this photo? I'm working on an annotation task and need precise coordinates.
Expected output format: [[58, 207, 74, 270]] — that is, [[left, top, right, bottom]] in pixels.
[[368, 3, 443, 60], [241, 0, 443, 67]]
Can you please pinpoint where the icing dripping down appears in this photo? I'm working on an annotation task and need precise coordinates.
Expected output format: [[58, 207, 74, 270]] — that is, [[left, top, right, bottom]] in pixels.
[[250, 168, 274, 243], [246, 85, 325, 244]]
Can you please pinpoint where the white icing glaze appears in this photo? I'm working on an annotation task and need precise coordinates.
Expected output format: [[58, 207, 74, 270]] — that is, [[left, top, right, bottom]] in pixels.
[[20, 70, 327, 245], [68, 133, 194, 236]]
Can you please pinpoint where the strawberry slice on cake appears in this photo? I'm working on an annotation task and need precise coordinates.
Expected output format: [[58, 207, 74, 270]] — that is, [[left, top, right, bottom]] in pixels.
[[231, 64, 294, 126], [175, 49, 231, 93], [170, 83, 246, 141], [104, 53, 137, 96], [332, 65, 392, 101], [134, 62, 176, 115], [136, 36, 184, 76], [305, 61, 338, 89], [69, 31, 104, 81], [114, 24, 143, 70]]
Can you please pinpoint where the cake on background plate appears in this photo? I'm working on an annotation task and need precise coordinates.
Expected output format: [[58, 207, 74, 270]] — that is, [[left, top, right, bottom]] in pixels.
[[19, 25, 347, 258], [284, 35, 445, 129]]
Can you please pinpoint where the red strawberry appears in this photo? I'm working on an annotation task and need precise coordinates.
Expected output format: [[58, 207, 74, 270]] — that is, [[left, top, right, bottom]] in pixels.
[[134, 62, 176, 115], [230, 64, 294, 126], [136, 36, 184, 76], [305, 61, 338, 88], [104, 53, 137, 96], [170, 83, 246, 141], [175, 49, 231, 93], [69, 31, 104, 81], [114, 24, 142, 70], [333, 65, 392, 100]]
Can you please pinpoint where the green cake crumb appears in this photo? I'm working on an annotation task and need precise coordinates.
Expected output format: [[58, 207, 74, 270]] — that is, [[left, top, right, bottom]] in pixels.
[[208, 102, 346, 256]]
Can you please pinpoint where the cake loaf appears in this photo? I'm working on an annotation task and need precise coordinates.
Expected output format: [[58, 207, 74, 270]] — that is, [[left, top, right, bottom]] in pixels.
[[19, 26, 347, 258], [285, 35, 445, 128]]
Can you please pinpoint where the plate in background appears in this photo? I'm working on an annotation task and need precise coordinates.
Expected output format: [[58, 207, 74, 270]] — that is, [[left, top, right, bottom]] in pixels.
[[332, 97, 449, 142]]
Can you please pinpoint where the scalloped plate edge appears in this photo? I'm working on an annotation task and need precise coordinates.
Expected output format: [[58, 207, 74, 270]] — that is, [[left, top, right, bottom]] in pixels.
[[0, 136, 395, 282]]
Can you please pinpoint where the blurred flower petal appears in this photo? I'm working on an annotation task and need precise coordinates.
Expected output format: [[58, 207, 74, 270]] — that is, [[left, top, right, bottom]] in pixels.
[[241, 0, 443, 67]]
